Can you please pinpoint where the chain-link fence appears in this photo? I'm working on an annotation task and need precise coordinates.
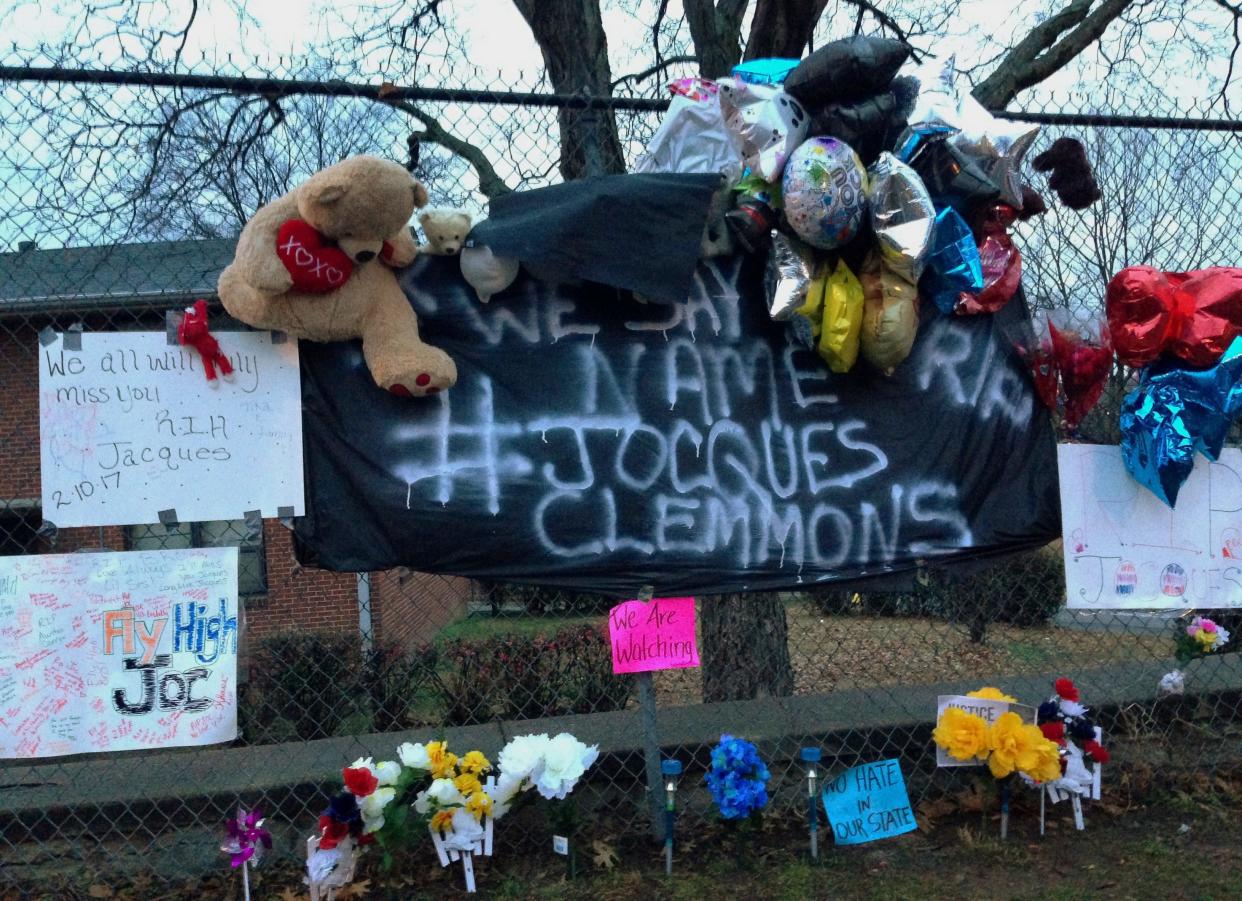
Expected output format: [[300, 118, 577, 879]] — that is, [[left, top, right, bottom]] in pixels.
[[2, 54, 1241, 893]]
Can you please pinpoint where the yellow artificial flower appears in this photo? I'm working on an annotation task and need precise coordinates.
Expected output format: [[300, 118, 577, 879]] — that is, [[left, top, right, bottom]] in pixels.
[[430, 809, 454, 833], [967, 687, 1018, 703], [466, 791, 494, 821], [1025, 731, 1064, 783], [454, 772, 483, 797], [427, 741, 459, 779], [459, 750, 492, 775], [986, 712, 1043, 779], [933, 707, 989, 762], [1195, 630, 1217, 647]]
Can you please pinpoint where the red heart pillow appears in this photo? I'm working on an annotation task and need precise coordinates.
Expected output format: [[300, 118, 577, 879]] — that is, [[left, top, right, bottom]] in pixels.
[[276, 220, 354, 293]]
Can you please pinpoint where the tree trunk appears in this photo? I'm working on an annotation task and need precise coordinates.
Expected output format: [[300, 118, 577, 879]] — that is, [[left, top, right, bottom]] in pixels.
[[743, 0, 828, 61], [700, 592, 795, 702], [683, 0, 747, 79], [511, 0, 626, 179]]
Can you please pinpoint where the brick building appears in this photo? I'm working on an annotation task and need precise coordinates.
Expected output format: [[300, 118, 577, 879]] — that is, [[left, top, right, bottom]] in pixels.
[[0, 238, 469, 653]]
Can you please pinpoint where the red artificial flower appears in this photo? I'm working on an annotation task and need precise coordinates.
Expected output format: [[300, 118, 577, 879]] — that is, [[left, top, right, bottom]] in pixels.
[[1054, 678, 1080, 702], [317, 815, 350, 850], [342, 766, 379, 798], [1040, 721, 1066, 743], [1082, 739, 1110, 764]]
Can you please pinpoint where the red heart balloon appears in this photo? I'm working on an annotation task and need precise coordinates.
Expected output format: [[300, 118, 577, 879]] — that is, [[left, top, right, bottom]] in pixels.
[[276, 219, 354, 293]]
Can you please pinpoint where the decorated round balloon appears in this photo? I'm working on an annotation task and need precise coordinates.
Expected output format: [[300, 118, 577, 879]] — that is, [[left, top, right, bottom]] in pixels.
[[781, 137, 869, 250]]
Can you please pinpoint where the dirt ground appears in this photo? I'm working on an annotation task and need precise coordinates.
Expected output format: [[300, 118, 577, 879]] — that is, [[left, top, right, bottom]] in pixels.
[[8, 766, 1241, 901]]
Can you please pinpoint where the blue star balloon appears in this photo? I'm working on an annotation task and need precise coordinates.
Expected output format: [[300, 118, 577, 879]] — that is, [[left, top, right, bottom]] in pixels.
[[1120, 338, 1242, 507], [1120, 383, 1197, 507], [920, 207, 983, 314]]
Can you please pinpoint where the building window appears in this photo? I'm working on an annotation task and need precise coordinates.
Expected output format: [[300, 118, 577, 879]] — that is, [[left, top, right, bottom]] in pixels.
[[127, 520, 267, 597]]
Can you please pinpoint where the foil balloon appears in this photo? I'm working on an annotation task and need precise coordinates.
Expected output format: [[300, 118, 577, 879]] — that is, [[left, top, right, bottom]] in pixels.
[[809, 75, 918, 166], [895, 55, 962, 160], [783, 35, 910, 106], [782, 136, 869, 250], [1140, 337, 1242, 461], [717, 78, 809, 182], [866, 152, 935, 283], [957, 203, 1022, 315], [906, 136, 1000, 211], [949, 94, 1039, 208], [1049, 315, 1113, 431], [920, 207, 983, 314], [1106, 265, 1242, 368], [859, 250, 920, 374], [817, 259, 864, 373], [732, 58, 801, 85], [765, 231, 816, 335], [1012, 317, 1060, 413], [460, 244, 520, 303], [1120, 383, 1197, 508], [634, 86, 741, 179], [668, 77, 718, 102]]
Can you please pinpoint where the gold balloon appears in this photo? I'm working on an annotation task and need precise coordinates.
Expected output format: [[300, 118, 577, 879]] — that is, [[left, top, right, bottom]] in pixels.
[[859, 250, 920, 374]]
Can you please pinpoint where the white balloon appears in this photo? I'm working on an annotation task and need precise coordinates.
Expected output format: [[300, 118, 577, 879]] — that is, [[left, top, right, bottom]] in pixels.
[[460, 245, 519, 303]]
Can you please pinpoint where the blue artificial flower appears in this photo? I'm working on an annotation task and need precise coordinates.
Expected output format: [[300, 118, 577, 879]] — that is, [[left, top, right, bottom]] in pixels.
[[704, 735, 769, 819], [323, 791, 360, 827]]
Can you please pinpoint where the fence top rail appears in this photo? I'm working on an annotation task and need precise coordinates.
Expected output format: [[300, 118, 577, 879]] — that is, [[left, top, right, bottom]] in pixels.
[[2, 64, 1241, 132]]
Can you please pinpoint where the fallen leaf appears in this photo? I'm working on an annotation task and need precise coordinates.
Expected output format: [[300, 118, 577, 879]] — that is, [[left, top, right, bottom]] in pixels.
[[277, 888, 306, 901], [591, 839, 619, 870], [87, 886, 114, 899], [335, 878, 371, 899]]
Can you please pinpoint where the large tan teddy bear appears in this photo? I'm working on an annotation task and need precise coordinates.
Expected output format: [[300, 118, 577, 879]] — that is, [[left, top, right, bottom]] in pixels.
[[218, 155, 457, 396]]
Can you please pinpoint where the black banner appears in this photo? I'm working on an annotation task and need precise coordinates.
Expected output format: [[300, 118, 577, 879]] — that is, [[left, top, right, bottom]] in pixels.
[[293, 253, 1060, 596]]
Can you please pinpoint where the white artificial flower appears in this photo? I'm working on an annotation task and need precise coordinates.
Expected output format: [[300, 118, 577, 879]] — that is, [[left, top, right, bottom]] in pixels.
[[497, 733, 550, 782], [349, 756, 378, 777], [374, 760, 402, 786], [363, 814, 385, 834], [398, 741, 431, 770], [414, 778, 465, 814], [1059, 700, 1086, 718], [360, 786, 396, 821], [534, 733, 599, 801], [489, 772, 528, 820], [1217, 625, 1232, 646], [443, 808, 485, 852], [1158, 669, 1185, 696]]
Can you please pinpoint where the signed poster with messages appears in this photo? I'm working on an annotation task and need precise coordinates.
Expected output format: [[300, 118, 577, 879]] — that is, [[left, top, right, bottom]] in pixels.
[[293, 254, 1060, 596], [0, 548, 238, 759]]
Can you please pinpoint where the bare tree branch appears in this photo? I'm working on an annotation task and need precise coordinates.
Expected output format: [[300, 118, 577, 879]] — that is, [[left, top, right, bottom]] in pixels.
[[383, 99, 513, 199], [973, 0, 1134, 108]]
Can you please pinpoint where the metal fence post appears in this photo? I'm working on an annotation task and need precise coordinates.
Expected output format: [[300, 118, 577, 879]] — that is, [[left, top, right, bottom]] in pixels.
[[636, 585, 663, 839]]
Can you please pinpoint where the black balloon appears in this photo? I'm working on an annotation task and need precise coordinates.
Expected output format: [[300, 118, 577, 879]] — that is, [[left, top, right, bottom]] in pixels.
[[808, 76, 918, 165], [907, 135, 1000, 211], [783, 35, 911, 106]]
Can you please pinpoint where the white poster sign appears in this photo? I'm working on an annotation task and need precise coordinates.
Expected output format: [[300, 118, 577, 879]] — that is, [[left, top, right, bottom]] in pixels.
[[1058, 444, 1242, 609], [40, 331, 304, 527], [0, 548, 239, 758]]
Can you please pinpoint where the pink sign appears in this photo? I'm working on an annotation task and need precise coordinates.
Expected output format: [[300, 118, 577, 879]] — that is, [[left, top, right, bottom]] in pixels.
[[608, 597, 700, 675]]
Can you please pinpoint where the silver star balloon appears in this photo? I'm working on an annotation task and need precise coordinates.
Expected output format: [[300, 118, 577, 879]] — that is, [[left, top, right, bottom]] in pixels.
[[950, 94, 1040, 208]]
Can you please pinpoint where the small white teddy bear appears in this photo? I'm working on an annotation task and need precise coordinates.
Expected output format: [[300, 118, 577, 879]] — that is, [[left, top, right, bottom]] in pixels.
[[418, 208, 473, 256]]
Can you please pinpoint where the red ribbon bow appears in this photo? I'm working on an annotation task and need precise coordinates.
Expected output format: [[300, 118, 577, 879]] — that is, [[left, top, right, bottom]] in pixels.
[[1106, 265, 1242, 368]]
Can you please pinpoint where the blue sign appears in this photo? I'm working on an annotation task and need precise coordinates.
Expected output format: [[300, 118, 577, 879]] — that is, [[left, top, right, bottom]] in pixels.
[[821, 759, 917, 845]]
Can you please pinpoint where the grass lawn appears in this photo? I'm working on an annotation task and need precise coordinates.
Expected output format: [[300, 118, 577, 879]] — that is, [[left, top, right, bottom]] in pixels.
[[432, 602, 1171, 708], [433, 611, 602, 643]]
